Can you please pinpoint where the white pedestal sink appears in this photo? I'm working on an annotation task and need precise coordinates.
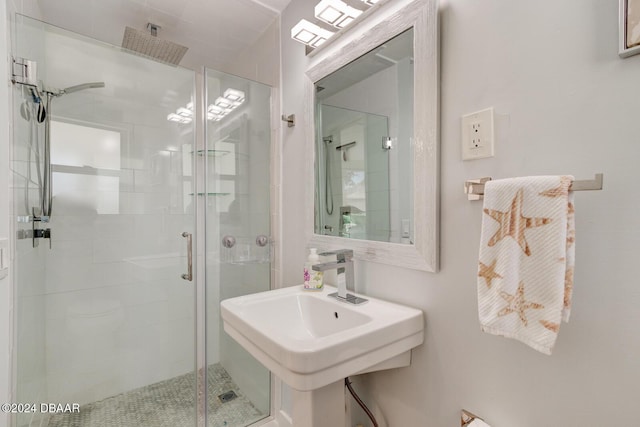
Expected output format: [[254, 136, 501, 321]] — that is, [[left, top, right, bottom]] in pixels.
[[221, 285, 424, 426]]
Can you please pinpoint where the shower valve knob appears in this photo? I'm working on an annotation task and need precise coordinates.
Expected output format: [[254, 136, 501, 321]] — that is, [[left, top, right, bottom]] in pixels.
[[222, 235, 236, 249], [255, 235, 269, 247]]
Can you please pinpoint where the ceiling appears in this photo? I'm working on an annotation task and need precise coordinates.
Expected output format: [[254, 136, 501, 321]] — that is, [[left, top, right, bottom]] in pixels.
[[36, 0, 292, 70]]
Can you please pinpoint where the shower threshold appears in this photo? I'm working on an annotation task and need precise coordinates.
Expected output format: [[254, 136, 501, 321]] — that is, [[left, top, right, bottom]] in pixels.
[[46, 363, 266, 427]]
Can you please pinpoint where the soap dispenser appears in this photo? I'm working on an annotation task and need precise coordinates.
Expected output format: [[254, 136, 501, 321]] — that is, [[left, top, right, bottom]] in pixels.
[[303, 248, 323, 291]]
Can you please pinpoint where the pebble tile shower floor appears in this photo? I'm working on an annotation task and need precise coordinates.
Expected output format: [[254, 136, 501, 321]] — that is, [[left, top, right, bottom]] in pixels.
[[47, 364, 266, 427]]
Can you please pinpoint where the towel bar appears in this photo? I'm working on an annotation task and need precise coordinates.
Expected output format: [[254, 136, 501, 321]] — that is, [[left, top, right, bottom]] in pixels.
[[464, 173, 603, 200]]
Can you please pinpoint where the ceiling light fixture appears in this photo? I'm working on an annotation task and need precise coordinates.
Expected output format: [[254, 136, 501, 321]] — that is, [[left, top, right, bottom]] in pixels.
[[214, 97, 233, 109], [207, 87, 246, 122], [208, 105, 225, 115], [315, 0, 362, 29], [169, 88, 245, 124], [167, 113, 192, 124], [291, 0, 379, 50], [291, 19, 335, 47], [223, 88, 245, 102], [177, 107, 193, 117]]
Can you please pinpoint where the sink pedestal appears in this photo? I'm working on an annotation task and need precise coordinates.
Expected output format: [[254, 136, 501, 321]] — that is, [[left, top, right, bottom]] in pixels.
[[291, 381, 347, 427], [287, 351, 413, 427]]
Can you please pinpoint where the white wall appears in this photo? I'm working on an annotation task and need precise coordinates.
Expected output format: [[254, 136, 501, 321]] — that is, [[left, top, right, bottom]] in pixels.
[[281, 0, 640, 425], [221, 18, 280, 87]]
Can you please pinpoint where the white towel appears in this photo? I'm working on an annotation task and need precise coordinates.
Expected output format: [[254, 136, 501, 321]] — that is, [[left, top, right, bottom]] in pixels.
[[477, 176, 575, 355]]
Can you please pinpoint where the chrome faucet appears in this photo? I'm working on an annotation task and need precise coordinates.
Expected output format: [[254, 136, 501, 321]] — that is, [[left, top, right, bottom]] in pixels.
[[312, 249, 367, 304]]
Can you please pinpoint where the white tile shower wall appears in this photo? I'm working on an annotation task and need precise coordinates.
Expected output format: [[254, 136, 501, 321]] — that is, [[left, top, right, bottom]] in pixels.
[[43, 118, 194, 404], [281, 0, 640, 426]]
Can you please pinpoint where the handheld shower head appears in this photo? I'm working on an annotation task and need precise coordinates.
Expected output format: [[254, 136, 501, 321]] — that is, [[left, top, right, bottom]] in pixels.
[[62, 82, 105, 94]]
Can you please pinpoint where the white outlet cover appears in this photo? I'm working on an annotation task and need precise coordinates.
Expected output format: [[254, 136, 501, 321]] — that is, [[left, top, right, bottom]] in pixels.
[[461, 107, 494, 160]]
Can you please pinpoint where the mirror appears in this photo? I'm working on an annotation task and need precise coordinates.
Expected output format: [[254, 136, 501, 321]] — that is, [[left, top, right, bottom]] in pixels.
[[305, 0, 439, 272], [314, 28, 414, 244]]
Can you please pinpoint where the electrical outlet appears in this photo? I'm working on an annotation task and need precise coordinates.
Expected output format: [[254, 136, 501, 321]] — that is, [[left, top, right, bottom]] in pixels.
[[461, 107, 494, 160]]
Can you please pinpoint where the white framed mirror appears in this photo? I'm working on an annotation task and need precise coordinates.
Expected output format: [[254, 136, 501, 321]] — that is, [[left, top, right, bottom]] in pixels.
[[304, 0, 439, 272]]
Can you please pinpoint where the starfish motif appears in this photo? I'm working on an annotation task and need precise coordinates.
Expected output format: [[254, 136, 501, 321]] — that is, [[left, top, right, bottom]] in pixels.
[[478, 260, 502, 289], [539, 176, 573, 198], [564, 267, 574, 309], [540, 320, 559, 333], [566, 202, 575, 248], [497, 281, 544, 326], [483, 189, 552, 256]]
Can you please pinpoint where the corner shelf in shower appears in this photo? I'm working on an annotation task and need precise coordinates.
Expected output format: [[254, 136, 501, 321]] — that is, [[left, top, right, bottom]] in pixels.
[[189, 192, 231, 196]]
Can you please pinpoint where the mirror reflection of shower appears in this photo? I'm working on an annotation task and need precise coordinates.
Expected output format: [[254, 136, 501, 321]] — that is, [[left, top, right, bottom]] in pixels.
[[323, 135, 334, 216], [13, 64, 105, 228]]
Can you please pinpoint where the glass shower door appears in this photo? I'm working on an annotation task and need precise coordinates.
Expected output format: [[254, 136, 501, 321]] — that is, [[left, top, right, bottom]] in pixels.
[[316, 104, 391, 242], [11, 15, 198, 427], [205, 69, 272, 426]]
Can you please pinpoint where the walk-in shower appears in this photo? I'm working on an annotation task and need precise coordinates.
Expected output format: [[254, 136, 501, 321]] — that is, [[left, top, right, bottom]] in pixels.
[[11, 14, 271, 427]]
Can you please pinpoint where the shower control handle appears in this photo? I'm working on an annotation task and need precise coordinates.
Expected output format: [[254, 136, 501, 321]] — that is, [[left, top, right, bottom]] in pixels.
[[181, 232, 193, 281], [222, 235, 236, 249], [255, 235, 269, 247]]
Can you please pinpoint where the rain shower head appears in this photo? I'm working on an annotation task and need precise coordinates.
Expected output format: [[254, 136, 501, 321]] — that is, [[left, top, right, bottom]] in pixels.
[[122, 24, 188, 66]]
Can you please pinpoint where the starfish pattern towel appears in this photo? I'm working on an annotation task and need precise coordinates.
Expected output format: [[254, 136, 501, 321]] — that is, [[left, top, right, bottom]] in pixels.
[[477, 176, 575, 355]]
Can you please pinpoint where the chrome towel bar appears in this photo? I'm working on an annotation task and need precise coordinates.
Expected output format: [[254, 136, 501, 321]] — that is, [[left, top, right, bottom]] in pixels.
[[464, 173, 603, 201]]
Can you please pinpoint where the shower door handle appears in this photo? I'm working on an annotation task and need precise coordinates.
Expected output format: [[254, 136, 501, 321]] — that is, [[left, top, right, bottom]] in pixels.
[[181, 232, 193, 281]]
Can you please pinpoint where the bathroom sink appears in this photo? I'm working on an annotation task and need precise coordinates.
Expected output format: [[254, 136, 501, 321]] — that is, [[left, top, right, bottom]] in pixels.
[[221, 285, 424, 391]]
